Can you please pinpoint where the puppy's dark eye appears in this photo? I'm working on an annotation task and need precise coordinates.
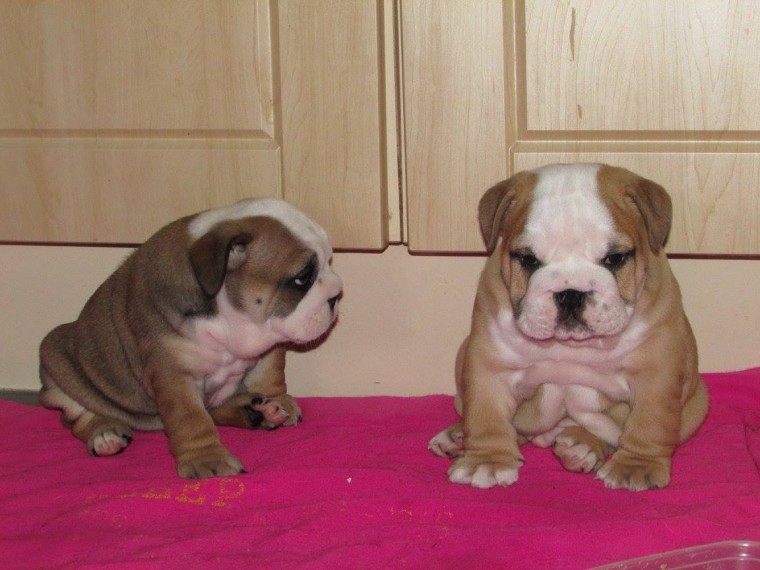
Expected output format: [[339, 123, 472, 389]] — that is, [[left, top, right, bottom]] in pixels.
[[291, 267, 314, 289], [290, 263, 316, 290], [602, 250, 633, 270], [511, 251, 542, 271]]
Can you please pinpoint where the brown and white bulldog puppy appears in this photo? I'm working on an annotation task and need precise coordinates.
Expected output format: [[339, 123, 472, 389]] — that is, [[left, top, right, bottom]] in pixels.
[[40, 198, 342, 479], [429, 163, 708, 491]]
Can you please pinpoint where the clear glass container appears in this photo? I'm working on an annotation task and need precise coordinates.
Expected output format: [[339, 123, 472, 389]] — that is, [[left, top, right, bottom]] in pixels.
[[591, 541, 760, 569]]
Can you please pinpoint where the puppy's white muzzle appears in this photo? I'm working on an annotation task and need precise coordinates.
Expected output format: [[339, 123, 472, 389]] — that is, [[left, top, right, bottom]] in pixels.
[[516, 263, 631, 341], [271, 267, 343, 344]]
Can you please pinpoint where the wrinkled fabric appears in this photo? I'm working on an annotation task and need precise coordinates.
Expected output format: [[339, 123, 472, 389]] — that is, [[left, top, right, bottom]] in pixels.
[[1, 369, 759, 570]]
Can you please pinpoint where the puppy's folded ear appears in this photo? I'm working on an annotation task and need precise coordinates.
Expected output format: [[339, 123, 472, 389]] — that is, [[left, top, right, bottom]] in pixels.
[[625, 176, 672, 253], [189, 222, 253, 297], [478, 171, 537, 253]]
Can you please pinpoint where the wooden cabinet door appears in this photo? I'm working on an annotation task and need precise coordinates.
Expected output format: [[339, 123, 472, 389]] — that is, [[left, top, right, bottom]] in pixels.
[[401, 0, 760, 254], [0, 0, 392, 249], [401, 0, 509, 252]]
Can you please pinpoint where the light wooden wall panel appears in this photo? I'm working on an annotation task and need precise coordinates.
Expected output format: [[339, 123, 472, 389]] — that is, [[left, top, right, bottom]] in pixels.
[[277, 0, 389, 249], [0, 0, 391, 249], [401, 0, 508, 252], [0, 138, 280, 243], [0, 0, 272, 133], [0, 0, 279, 243], [524, 0, 760, 134]]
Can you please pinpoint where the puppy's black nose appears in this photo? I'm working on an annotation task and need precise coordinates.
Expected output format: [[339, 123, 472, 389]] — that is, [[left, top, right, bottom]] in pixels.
[[554, 289, 586, 312], [328, 294, 340, 312]]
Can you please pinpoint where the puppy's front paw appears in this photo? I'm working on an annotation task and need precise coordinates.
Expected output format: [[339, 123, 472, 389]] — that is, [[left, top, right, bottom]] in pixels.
[[428, 422, 464, 457], [597, 449, 670, 491], [176, 444, 244, 479], [448, 453, 524, 489], [88, 422, 133, 457]]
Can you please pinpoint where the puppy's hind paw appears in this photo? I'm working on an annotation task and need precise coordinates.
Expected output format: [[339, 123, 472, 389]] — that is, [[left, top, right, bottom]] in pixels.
[[247, 394, 301, 430], [428, 423, 464, 457], [554, 439, 602, 473], [88, 423, 133, 457], [552, 427, 612, 474], [209, 393, 301, 430]]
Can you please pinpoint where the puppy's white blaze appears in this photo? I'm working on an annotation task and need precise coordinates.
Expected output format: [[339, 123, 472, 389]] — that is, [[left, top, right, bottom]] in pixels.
[[525, 163, 612, 262], [189, 198, 334, 263]]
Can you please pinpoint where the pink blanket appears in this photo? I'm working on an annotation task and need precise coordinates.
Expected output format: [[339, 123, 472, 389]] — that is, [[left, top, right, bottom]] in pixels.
[[2, 369, 760, 569]]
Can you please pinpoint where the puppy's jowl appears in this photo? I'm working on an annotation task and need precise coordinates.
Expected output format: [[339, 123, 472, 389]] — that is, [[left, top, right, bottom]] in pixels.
[[40, 199, 342, 479], [429, 163, 708, 491]]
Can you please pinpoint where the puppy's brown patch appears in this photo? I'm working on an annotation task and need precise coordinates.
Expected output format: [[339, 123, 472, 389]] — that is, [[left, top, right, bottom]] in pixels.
[[477, 172, 539, 312], [596, 165, 674, 305], [189, 216, 318, 323]]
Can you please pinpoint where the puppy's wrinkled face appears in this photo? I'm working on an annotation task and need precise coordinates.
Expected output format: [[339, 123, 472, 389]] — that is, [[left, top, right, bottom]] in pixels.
[[223, 217, 341, 343], [480, 163, 672, 343], [189, 199, 343, 344]]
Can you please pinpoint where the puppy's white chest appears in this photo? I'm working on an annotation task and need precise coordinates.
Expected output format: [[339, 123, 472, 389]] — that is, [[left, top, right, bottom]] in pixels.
[[515, 359, 629, 399], [188, 297, 279, 407], [188, 321, 270, 407], [203, 355, 256, 408]]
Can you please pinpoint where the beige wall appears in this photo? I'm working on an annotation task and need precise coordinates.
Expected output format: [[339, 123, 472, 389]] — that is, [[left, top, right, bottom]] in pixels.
[[2, 245, 759, 396]]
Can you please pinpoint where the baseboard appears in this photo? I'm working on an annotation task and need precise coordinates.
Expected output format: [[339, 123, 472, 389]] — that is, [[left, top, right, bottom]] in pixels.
[[0, 390, 39, 405]]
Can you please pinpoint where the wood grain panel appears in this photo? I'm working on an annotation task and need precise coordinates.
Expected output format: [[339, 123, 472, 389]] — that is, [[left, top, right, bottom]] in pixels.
[[513, 151, 760, 254], [523, 0, 760, 134], [0, 0, 282, 244], [0, 0, 273, 133], [401, 0, 508, 252], [0, 139, 280, 243], [277, 0, 388, 250]]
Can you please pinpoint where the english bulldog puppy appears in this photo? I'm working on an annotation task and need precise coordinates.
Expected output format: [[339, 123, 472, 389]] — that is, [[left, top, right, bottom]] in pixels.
[[429, 163, 708, 491], [40, 198, 342, 479]]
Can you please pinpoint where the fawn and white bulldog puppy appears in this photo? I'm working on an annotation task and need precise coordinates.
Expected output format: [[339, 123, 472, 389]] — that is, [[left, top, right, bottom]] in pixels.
[[429, 163, 708, 491], [40, 198, 342, 479]]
